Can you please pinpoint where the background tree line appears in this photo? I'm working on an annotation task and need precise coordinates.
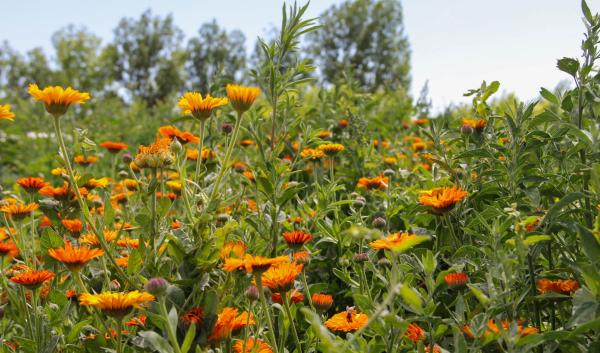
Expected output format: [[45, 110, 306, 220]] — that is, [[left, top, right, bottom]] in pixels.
[[0, 0, 411, 106]]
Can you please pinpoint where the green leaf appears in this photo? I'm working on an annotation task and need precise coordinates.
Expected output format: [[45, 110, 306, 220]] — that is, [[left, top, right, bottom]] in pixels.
[[582, 0, 594, 23], [577, 224, 600, 268], [468, 284, 490, 306], [138, 331, 174, 353], [557, 57, 579, 77], [539, 87, 559, 104], [127, 249, 143, 275], [181, 324, 196, 353], [399, 283, 423, 314], [543, 192, 584, 223], [506, 235, 551, 247], [391, 235, 430, 252], [568, 287, 599, 328]]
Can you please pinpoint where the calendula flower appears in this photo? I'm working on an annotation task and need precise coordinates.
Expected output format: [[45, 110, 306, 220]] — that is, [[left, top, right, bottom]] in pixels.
[[233, 338, 273, 353], [405, 323, 425, 343], [0, 104, 15, 121], [85, 177, 110, 189], [444, 272, 469, 289], [80, 229, 118, 247], [413, 118, 429, 125], [300, 148, 325, 160], [232, 311, 256, 333], [0, 241, 19, 258], [338, 119, 349, 128], [208, 307, 238, 341], [261, 262, 302, 293], [79, 291, 154, 317], [117, 238, 140, 249], [186, 148, 216, 161], [226, 84, 260, 114], [463, 320, 538, 339], [537, 278, 579, 295], [100, 141, 128, 153], [292, 251, 311, 264], [282, 231, 313, 249], [48, 242, 104, 271], [125, 314, 147, 327], [318, 130, 332, 139], [16, 177, 48, 193], [317, 143, 345, 156], [272, 290, 305, 304], [28, 84, 90, 116], [158, 125, 200, 144], [134, 136, 175, 169], [412, 142, 427, 151], [178, 92, 228, 120], [39, 182, 78, 201], [324, 309, 368, 332], [357, 176, 388, 190], [74, 155, 98, 166], [220, 241, 247, 259], [10, 269, 55, 290], [0, 227, 15, 240], [240, 139, 256, 147], [312, 293, 333, 312], [462, 118, 487, 131], [419, 186, 469, 214], [372, 139, 390, 148], [0, 203, 38, 220], [61, 219, 83, 236], [180, 307, 205, 326]]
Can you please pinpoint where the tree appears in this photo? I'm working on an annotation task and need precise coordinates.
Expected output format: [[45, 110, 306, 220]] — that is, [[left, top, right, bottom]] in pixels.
[[112, 9, 185, 105], [0, 43, 54, 98], [186, 20, 246, 92], [307, 0, 411, 92]]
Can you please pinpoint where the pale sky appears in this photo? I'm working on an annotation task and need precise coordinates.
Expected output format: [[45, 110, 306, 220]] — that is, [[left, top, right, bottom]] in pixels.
[[2, 0, 599, 110]]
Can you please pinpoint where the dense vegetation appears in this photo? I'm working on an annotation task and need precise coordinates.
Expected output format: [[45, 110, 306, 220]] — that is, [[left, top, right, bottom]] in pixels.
[[0, 1, 599, 353]]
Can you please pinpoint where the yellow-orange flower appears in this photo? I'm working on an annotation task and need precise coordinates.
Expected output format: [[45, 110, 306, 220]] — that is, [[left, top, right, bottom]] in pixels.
[[0, 241, 19, 258], [28, 84, 90, 116], [10, 269, 55, 289], [272, 291, 305, 304], [405, 323, 425, 343], [300, 148, 325, 160], [233, 338, 273, 353], [324, 309, 368, 332], [462, 118, 487, 131], [220, 241, 247, 259], [369, 232, 418, 250], [226, 84, 260, 114], [537, 278, 579, 295], [317, 143, 345, 156], [463, 320, 538, 339], [223, 254, 289, 273], [0, 203, 38, 220], [232, 311, 256, 332], [80, 229, 118, 247], [419, 186, 468, 214], [178, 92, 228, 120], [312, 293, 333, 311], [48, 242, 104, 271], [100, 141, 129, 153], [74, 155, 98, 166], [357, 176, 388, 190], [261, 262, 302, 293], [134, 136, 175, 169], [0, 104, 15, 121], [186, 148, 216, 161], [78, 291, 155, 317], [61, 219, 83, 236], [16, 177, 48, 193], [282, 231, 313, 249], [159, 125, 200, 144], [208, 307, 238, 341]]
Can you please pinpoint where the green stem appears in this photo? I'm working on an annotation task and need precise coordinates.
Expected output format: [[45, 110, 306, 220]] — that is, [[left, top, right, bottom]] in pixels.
[[282, 293, 303, 353], [527, 252, 541, 329], [255, 275, 280, 353], [116, 319, 123, 353], [207, 111, 243, 208], [74, 270, 89, 293], [242, 301, 254, 353], [150, 169, 158, 253], [301, 271, 315, 312], [159, 297, 183, 353], [194, 120, 207, 189], [52, 116, 130, 284]]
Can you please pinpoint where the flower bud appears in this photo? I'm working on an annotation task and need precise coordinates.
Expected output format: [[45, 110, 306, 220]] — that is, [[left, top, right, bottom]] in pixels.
[[217, 213, 230, 223], [170, 139, 183, 154], [353, 197, 366, 209], [372, 217, 387, 229], [221, 123, 233, 134], [377, 257, 392, 268], [245, 285, 260, 302], [353, 252, 369, 263], [145, 277, 169, 296], [118, 170, 129, 179], [461, 125, 474, 135], [109, 280, 121, 291], [383, 169, 395, 177], [122, 153, 133, 163]]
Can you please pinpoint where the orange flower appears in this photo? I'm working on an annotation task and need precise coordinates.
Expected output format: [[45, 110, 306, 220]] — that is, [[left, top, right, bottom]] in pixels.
[[0, 203, 38, 220], [180, 307, 204, 326], [0, 227, 15, 240], [412, 142, 427, 151], [419, 186, 468, 214], [125, 314, 147, 327], [233, 338, 273, 353], [61, 219, 83, 236], [338, 119, 349, 128], [186, 147, 216, 161], [413, 118, 429, 125], [463, 320, 538, 339], [240, 139, 256, 147], [79, 291, 154, 317], [318, 130, 332, 139], [10, 269, 55, 289], [159, 125, 200, 145], [117, 238, 140, 249], [462, 118, 487, 131], [405, 323, 425, 343], [232, 311, 256, 333], [372, 139, 390, 148], [272, 290, 304, 304], [48, 242, 104, 271], [74, 155, 98, 166], [178, 92, 228, 120], [261, 262, 302, 293], [80, 229, 118, 247], [0, 104, 15, 121], [28, 84, 90, 116], [369, 232, 418, 250], [16, 177, 48, 193], [100, 141, 128, 153], [312, 293, 333, 311], [39, 182, 71, 200], [537, 278, 579, 295], [357, 176, 388, 190], [282, 231, 313, 249], [300, 147, 325, 160], [317, 143, 345, 156], [444, 272, 469, 289], [220, 241, 246, 259], [134, 136, 175, 169], [208, 307, 238, 341], [0, 241, 19, 258], [226, 84, 260, 114], [246, 254, 289, 273], [292, 251, 311, 264], [324, 309, 368, 332]]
